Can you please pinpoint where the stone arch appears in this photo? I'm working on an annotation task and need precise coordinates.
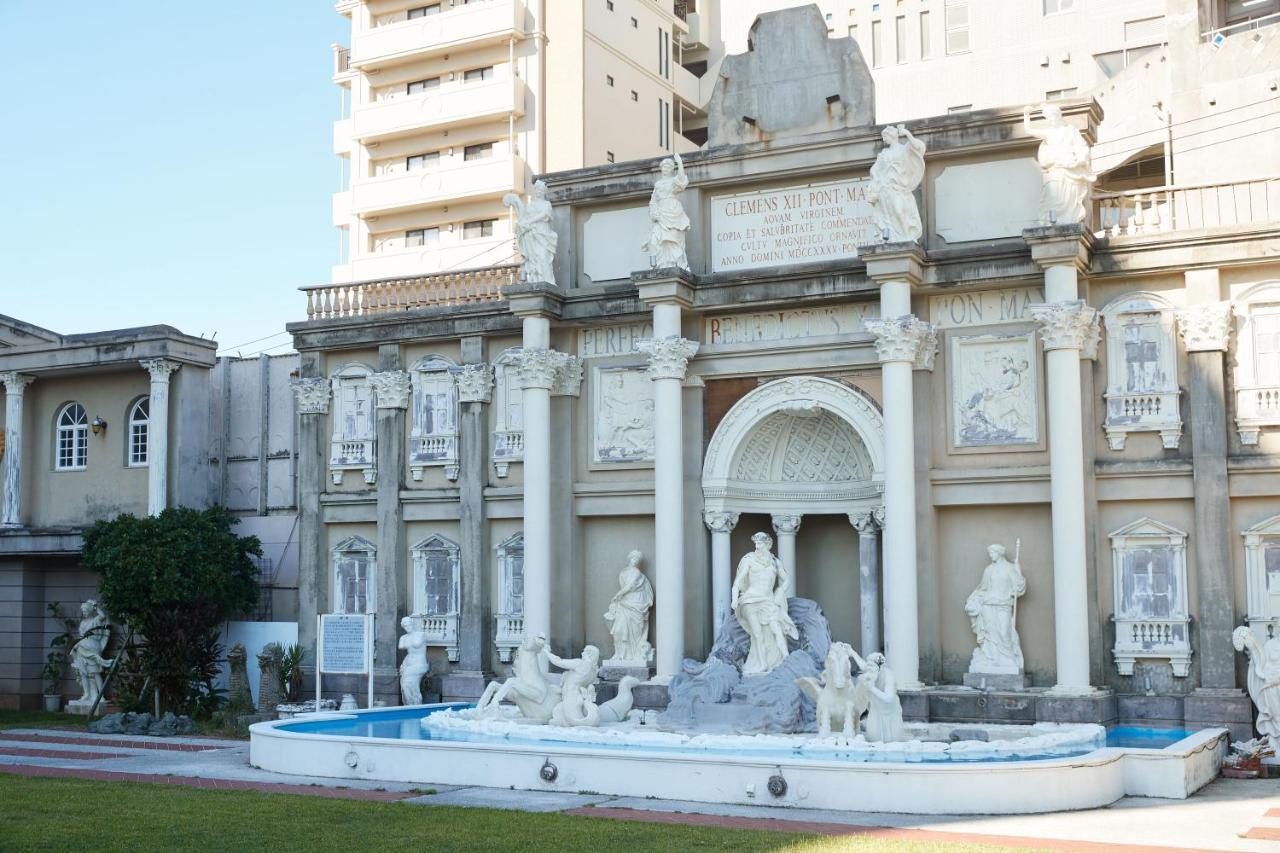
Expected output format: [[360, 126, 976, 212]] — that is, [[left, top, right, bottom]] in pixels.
[[702, 376, 885, 516]]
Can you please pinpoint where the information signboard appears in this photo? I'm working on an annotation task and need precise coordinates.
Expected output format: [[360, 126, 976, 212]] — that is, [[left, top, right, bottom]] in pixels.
[[318, 613, 371, 675]]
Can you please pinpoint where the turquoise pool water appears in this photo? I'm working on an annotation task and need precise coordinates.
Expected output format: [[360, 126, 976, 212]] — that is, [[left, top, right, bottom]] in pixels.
[[1105, 726, 1191, 749]]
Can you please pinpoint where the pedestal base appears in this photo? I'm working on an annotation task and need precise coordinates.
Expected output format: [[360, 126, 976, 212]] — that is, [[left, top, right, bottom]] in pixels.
[[64, 698, 104, 717], [600, 664, 652, 682], [963, 672, 1027, 691], [440, 670, 493, 702], [1185, 689, 1254, 743], [928, 688, 1037, 724], [594, 678, 669, 710], [1035, 690, 1117, 725]]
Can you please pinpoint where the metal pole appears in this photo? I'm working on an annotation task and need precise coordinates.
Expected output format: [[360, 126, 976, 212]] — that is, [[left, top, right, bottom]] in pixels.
[[315, 614, 322, 708], [367, 614, 375, 710]]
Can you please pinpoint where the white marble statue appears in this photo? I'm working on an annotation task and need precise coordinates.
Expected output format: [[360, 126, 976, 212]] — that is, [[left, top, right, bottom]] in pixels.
[[504, 180, 557, 284], [476, 633, 560, 722], [1234, 626, 1280, 743], [965, 541, 1027, 675], [867, 124, 926, 243], [851, 650, 905, 743], [398, 614, 431, 706], [548, 645, 603, 727], [642, 152, 690, 269], [68, 599, 113, 711], [796, 641, 868, 740], [731, 532, 799, 676], [604, 550, 654, 665], [1023, 103, 1096, 225]]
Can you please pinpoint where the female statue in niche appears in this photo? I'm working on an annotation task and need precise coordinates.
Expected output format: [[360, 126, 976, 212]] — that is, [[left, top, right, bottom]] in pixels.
[[731, 532, 798, 676], [504, 180, 557, 285], [604, 550, 654, 665], [643, 152, 690, 269], [69, 600, 113, 707], [1023, 103, 1096, 225], [867, 124, 926, 243], [965, 542, 1027, 674], [398, 614, 431, 706]]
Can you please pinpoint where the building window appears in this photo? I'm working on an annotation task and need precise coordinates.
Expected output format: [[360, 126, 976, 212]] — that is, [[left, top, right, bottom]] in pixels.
[[408, 4, 441, 18], [407, 151, 440, 171], [413, 535, 459, 617], [491, 348, 524, 476], [463, 142, 494, 161], [1101, 293, 1181, 450], [944, 0, 969, 54], [332, 536, 376, 615], [895, 15, 907, 62], [494, 532, 525, 662], [871, 19, 883, 66], [1045, 87, 1078, 100], [410, 356, 460, 481], [55, 403, 88, 471], [463, 219, 495, 239], [919, 10, 930, 57], [127, 397, 149, 467], [658, 27, 670, 78], [606, 74, 615, 87], [1043, 0, 1073, 14], [407, 77, 440, 95], [329, 364, 376, 485], [1227, 0, 1280, 25], [1093, 43, 1162, 78], [848, 23, 858, 41], [1233, 286, 1280, 444], [463, 66, 494, 83], [1110, 518, 1191, 677], [1243, 514, 1280, 634], [406, 227, 440, 248]]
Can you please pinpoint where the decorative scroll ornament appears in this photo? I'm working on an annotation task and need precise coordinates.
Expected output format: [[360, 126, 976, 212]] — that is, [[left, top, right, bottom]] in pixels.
[[635, 336, 699, 380], [1080, 314, 1103, 361], [290, 377, 331, 415], [1029, 301, 1100, 351], [370, 370, 412, 409], [865, 315, 935, 364], [516, 348, 567, 391], [456, 363, 494, 404], [0, 372, 35, 393], [140, 358, 181, 381], [552, 355, 584, 397], [1175, 301, 1234, 353], [703, 510, 740, 533]]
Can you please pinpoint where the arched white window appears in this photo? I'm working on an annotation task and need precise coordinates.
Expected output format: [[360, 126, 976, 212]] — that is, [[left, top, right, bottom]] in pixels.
[[412, 534, 461, 661], [127, 397, 149, 467], [491, 347, 524, 477], [1100, 293, 1181, 450], [494, 532, 525, 662], [410, 356, 459, 482], [332, 535, 376, 614], [55, 403, 88, 471], [329, 363, 376, 485]]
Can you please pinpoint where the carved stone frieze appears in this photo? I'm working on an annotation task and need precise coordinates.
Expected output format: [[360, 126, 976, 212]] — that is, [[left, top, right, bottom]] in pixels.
[[1029, 301, 1100, 351], [456, 363, 494, 404], [552, 355, 584, 397], [703, 510, 740, 533], [865, 315, 935, 364], [516, 348, 567, 391]]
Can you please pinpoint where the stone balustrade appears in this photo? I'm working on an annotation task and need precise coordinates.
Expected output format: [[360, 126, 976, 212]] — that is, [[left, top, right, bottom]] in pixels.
[[302, 265, 517, 320], [494, 614, 524, 662], [420, 614, 459, 662], [1093, 176, 1280, 238]]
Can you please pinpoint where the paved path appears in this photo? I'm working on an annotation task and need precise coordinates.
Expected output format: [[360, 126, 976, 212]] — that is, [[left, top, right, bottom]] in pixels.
[[1, 727, 1277, 851]]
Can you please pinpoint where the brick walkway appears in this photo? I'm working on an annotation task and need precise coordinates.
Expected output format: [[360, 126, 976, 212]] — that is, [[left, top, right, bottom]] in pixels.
[[0, 732, 227, 752]]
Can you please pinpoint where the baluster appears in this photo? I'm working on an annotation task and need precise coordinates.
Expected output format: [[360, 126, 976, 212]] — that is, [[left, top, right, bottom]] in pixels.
[[1131, 194, 1147, 234], [1148, 193, 1163, 232], [336, 287, 348, 317]]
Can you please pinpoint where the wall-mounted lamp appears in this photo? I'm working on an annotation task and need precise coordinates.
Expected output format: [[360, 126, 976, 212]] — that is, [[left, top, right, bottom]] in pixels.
[[91, 417, 108, 436]]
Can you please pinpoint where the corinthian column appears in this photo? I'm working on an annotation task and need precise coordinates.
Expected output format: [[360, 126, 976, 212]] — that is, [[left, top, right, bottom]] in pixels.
[[516, 347, 565, 642], [140, 359, 180, 516], [703, 510, 739, 638], [771, 514, 802, 598], [0, 372, 34, 528], [452, 358, 494, 695], [369, 363, 410, 700], [850, 508, 883, 655], [291, 373, 331, 657]]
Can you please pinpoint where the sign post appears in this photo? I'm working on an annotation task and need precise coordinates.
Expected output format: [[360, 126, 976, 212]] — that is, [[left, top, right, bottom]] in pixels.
[[317, 612, 374, 709]]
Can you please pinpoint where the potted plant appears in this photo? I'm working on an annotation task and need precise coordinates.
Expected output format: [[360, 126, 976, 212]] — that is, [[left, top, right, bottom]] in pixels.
[[42, 603, 78, 713]]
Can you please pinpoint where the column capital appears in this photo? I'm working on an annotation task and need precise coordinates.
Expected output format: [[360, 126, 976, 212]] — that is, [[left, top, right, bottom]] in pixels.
[[772, 514, 802, 535], [516, 348, 567, 391], [703, 510, 740, 533], [1023, 223, 1093, 273], [848, 508, 883, 533], [859, 241, 926, 287], [0, 372, 35, 393], [551, 355, 584, 397], [1175, 301, 1234, 352], [456, 363, 494, 404], [636, 336, 699, 380], [633, 268, 696, 308], [865, 315, 936, 364], [1030, 301, 1100, 351], [290, 377, 331, 415], [140, 358, 180, 381], [503, 281, 565, 319], [369, 370, 412, 409]]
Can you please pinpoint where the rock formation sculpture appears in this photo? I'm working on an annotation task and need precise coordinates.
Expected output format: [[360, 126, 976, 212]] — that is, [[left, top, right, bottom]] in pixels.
[[868, 124, 926, 243], [604, 550, 654, 665], [398, 614, 431, 706], [225, 643, 255, 714], [504, 180, 557, 284], [1024, 103, 1096, 225], [1234, 626, 1280, 743], [732, 532, 798, 676], [67, 600, 112, 712], [256, 643, 285, 716], [642, 153, 690, 269]]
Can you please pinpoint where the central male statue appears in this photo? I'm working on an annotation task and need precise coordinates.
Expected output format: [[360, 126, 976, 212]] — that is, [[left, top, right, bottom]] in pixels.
[[731, 532, 798, 676], [965, 542, 1027, 674]]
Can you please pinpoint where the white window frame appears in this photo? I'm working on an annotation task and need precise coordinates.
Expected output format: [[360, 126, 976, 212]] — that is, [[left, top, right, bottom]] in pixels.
[[409, 355, 460, 482], [944, 0, 969, 55], [412, 534, 461, 661], [1232, 282, 1280, 445], [1243, 514, 1280, 638], [1110, 518, 1191, 677], [1043, 0, 1074, 15], [127, 396, 149, 468], [332, 535, 376, 615], [1100, 292, 1182, 450], [55, 403, 88, 471], [492, 347, 524, 477], [494, 532, 525, 662], [329, 363, 377, 485]]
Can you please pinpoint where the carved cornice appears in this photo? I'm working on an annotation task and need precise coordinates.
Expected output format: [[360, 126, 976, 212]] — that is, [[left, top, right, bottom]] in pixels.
[[1029, 301, 1100, 351], [0, 372, 35, 394], [865, 315, 935, 364], [771, 514, 802, 535], [456, 363, 494, 404], [703, 510, 740, 533], [1175, 301, 1234, 353], [551, 355, 584, 397], [516, 348, 567, 391], [290, 377, 331, 415], [369, 370, 412, 409], [140, 358, 180, 382], [636, 336, 699, 380]]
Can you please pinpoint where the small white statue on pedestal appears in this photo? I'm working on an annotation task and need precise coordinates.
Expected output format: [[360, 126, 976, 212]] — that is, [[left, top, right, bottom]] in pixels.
[[732, 532, 798, 676], [68, 600, 112, 712], [867, 124, 926, 243], [604, 550, 654, 665], [1234, 626, 1280, 743], [965, 541, 1027, 680], [504, 180, 557, 284], [852, 650, 904, 743], [642, 153, 690, 269], [1023, 103, 1096, 225], [398, 615, 431, 706]]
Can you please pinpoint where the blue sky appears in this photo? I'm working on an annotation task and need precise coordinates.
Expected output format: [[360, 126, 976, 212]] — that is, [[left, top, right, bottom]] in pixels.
[[0, 2, 348, 357]]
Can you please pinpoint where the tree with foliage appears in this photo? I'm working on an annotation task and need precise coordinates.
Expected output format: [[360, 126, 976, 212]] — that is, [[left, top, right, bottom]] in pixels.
[[81, 506, 261, 716]]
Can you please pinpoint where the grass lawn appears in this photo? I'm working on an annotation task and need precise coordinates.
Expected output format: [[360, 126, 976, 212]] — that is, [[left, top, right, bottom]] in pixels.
[[0, 708, 248, 738], [0, 774, 1044, 853]]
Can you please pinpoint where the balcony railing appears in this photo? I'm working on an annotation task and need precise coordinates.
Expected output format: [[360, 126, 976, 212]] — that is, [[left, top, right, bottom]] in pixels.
[[350, 155, 521, 217], [1112, 615, 1192, 677], [355, 0, 524, 69], [332, 45, 351, 76], [353, 77, 524, 142], [302, 264, 517, 321], [421, 613, 459, 662], [495, 613, 524, 662], [1093, 175, 1280, 238], [1202, 11, 1280, 41]]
